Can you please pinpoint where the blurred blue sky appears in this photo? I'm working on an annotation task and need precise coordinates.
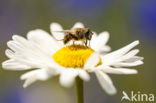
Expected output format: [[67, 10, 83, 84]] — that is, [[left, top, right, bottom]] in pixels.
[[48, 0, 111, 17], [128, 0, 156, 43], [2, 88, 23, 103]]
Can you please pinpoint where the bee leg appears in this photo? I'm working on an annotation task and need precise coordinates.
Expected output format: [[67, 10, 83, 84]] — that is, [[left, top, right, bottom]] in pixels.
[[83, 41, 85, 46], [85, 40, 88, 47], [88, 40, 90, 46], [73, 41, 75, 45]]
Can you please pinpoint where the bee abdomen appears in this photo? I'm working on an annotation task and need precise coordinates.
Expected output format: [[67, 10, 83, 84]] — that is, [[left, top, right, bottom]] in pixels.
[[64, 38, 70, 44], [69, 33, 78, 40], [63, 35, 71, 44]]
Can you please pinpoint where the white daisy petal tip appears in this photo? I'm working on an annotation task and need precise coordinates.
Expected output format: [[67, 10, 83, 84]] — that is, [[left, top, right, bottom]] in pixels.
[[50, 22, 64, 40], [23, 83, 28, 88], [99, 31, 110, 44], [140, 57, 144, 61], [119, 69, 138, 74], [5, 49, 13, 58], [95, 71, 117, 95], [60, 77, 75, 88], [6, 41, 13, 48], [132, 69, 138, 74], [72, 22, 84, 28], [105, 86, 117, 95], [110, 68, 138, 74], [20, 69, 51, 88], [125, 40, 140, 51], [90, 31, 110, 52], [12, 34, 20, 40], [78, 70, 90, 81], [59, 70, 78, 88], [131, 56, 144, 62], [2, 61, 11, 70], [138, 60, 144, 65], [50, 22, 63, 30], [20, 76, 25, 80], [27, 29, 47, 39], [100, 31, 109, 37], [23, 79, 35, 88], [2, 60, 31, 71], [133, 40, 139, 46]]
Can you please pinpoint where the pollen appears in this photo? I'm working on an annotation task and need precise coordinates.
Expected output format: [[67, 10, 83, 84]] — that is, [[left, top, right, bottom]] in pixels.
[[52, 45, 98, 68]]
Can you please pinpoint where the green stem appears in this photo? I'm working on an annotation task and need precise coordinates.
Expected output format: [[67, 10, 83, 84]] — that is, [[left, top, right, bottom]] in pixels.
[[76, 77, 84, 103]]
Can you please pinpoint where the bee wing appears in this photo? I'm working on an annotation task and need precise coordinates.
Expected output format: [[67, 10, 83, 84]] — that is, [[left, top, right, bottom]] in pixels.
[[51, 30, 72, 40], [52, 30, 71, 33], [50, 23, 66, 40]]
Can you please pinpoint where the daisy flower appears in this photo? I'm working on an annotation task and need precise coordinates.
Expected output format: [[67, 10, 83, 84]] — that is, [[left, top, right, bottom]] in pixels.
[[2, 22, 143, 96]]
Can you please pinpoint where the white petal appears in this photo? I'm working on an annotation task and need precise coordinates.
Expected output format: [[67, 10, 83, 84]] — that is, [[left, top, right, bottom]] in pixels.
[[27, 29, 60, 54], [5, 49, 14, 58], [100, 45, 111, 52], [59, 69, 78, 87], [50, 22, 64, 40], [12, 35, 28, 47], [72, 22, 84, 28], [8, 35, 34, 54], [11, 35, 31, 52], [125, 56, 144, 62], [104, 68, 138, 74], [21, 69, 49, 80], [90, 32, 97, 42], [91, 31, 110, 51], [23, 77, 37, 88], [78, 69, 90, 81], [90, 33, 97, 47], [113, 61, 143, 67], [2, 59, 31, 70], [21, 69, 52, 88], [102, 40, 139, 65], [7, 40, 23, 52], [4, 33, 60, 70], [84, 53, 100, 70], [97, 65, 138, 74], [119, 49, 139, 61], [95, 70, 117, 95]]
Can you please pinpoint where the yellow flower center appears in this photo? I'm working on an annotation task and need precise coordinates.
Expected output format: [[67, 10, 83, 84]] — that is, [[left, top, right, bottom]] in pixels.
[[52, 45, 100, 68]]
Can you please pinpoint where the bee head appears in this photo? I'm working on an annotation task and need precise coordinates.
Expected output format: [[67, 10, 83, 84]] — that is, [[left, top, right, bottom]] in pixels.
[[84, 29, 93, 40]]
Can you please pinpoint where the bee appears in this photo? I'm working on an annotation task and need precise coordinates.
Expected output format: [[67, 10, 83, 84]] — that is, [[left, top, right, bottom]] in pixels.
[[53, 28, 93, 46]]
